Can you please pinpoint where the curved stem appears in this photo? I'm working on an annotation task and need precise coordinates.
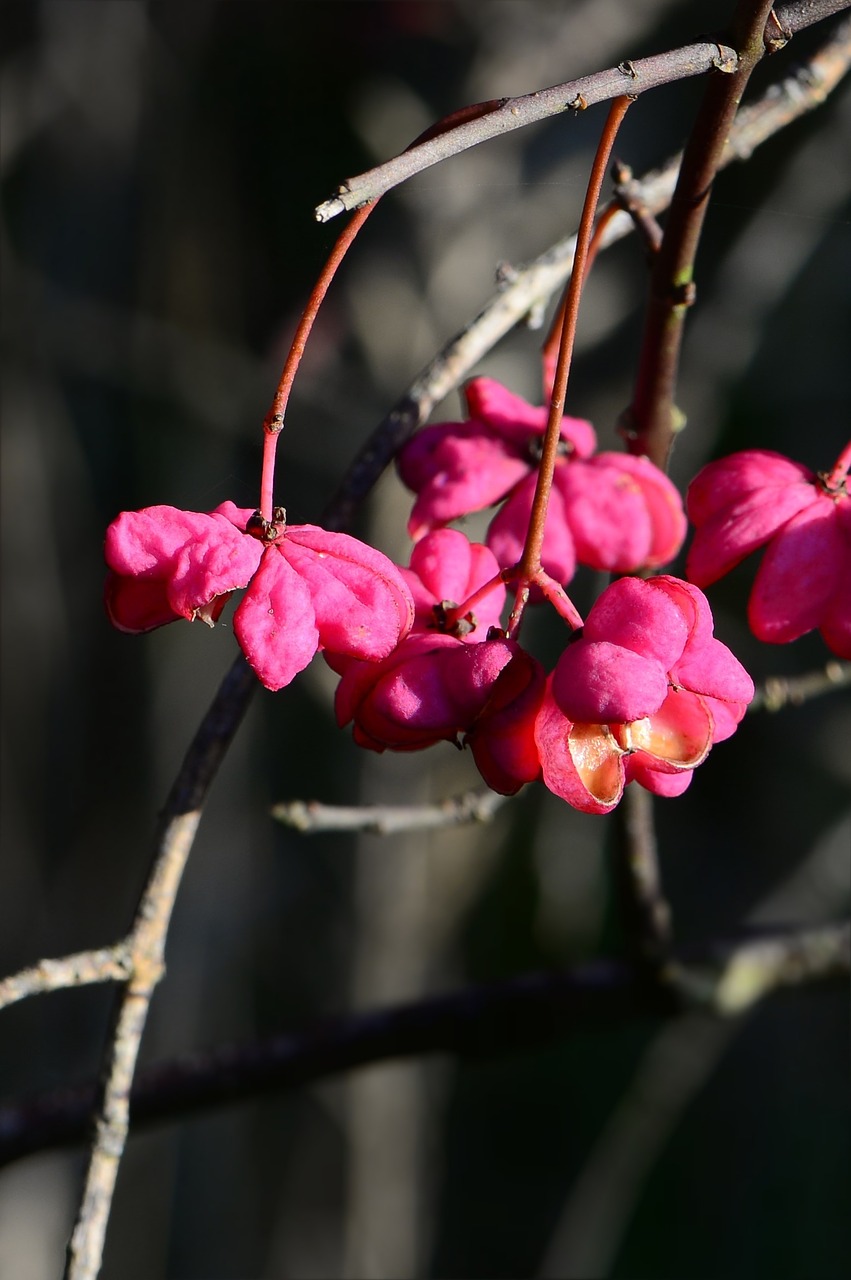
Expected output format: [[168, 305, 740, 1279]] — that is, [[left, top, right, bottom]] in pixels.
[[516, 97, 633, 591], [259, 202, 377, 520]]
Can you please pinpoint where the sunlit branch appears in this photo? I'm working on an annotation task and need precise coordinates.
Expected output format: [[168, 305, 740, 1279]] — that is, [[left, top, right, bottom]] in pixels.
[[272, 788, 508, 834], [321, 18, 851, 530], [0, 945, 132, 1012], [749, 660, 851, 712], [62, 655, 256, 1280], [314, 0, 849, 221]]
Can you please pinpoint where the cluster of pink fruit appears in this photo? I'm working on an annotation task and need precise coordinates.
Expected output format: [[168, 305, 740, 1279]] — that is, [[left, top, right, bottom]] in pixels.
[[104, 375, 849, 814]]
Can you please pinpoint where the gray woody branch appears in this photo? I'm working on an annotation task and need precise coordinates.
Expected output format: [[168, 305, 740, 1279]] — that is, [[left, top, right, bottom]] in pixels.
[[315, 0, 851, 221], [322, 15, 851, 530]]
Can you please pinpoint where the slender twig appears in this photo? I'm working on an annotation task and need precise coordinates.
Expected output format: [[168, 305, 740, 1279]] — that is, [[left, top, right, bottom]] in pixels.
[[617, 787, 673, 972], [749, 660, 851, 711], [314, 44, 738, 223], [260, 204, 377, 521], [611, 161, 664, 259], [321, 19, 851, 531], [272, 788, 508, 834], [1, 921, 845, 1167], [0, 944, 133, 1012], [0, 18, 847, 1269], [516, 99, 633, 588], [63, 655, 256, 1280], [314, 0, 849, 221]]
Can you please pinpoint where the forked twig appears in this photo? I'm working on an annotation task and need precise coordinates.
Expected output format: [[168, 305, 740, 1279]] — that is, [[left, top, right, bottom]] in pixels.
[[322, 16, 851, 529], [314, 0, 850, 221], [1, 15, 848, 1278]]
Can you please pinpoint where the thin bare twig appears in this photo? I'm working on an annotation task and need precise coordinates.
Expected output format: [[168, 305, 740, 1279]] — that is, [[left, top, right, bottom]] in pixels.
[[314, 0, 850, 221], [0, 944, 132, 1012], [321, 19, 851, 530], [315, 43, 737, 223], [272, 788, 508, 834], [0, 921, 845, 1166], [749, 661, 851, 711], [0, 17, 847, 1272], [63, 655, 256, 1280]]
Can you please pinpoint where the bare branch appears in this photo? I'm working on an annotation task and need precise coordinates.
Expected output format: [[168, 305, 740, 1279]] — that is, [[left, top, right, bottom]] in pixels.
[[314, 1, 850, 222], [1, 922, 845, 1167], [272, 788, 508, 834], [63, 655, 256, 1280], [675, 920, 851, 1012], [315, 43, 737, 222], [322, 19, 851, 530], [626, 0, 781, 469], [0, 945, 133, 1012], [749, 660, 851, 711]]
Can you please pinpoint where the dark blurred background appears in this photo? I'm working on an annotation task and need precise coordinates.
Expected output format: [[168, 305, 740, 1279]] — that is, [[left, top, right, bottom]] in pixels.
[[1, 3, 849, 1277]]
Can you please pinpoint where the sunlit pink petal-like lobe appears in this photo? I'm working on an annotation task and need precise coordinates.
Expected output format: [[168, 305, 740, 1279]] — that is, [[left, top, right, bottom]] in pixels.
[[584, 577, 690, 669], [487, 473, 578, 584], [671, 632, 754, 708], [400, 422, 529, 539], [748, 501, 847, 647], [282, 525, 414, 661], [213, 501, 260, 530], [403, 529, 505, 637], [335, 633, 516, 752], [535, 690, 624, 814], [104, 505, 263, 632], [552, 640, 669, 725], [686, 449, 813, 524], [232, 548, 319, 691], [625, 757, 694, 796], [466, 645, 546, 793], [464, 376, 597, 457], [607, 454, 687, 568], [686, 453, 819, 587]]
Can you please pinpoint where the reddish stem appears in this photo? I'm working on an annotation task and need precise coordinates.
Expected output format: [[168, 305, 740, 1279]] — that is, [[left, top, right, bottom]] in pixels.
[[541, 200, 622, 393], [626, 0, 778, 470], [259, 202, 377, 521], [443, 571, 512, 633], [509, 96, 633, 634]]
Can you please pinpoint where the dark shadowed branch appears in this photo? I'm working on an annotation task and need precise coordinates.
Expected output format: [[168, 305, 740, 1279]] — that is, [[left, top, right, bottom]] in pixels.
[[0, 921, 846, 1167]]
